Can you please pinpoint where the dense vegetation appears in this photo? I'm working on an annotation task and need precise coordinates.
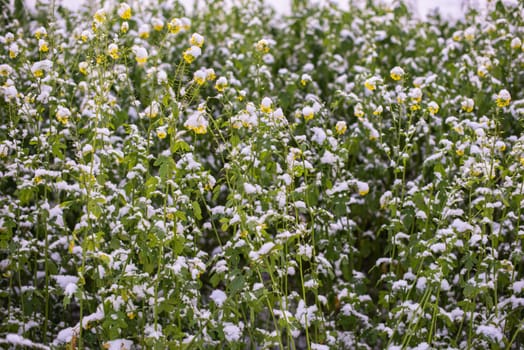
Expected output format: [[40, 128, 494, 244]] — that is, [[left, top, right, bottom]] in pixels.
[[0, 0, 523, 348]]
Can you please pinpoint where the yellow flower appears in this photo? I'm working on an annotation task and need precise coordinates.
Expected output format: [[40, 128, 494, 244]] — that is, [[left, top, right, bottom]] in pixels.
[[181, 18, 191, 31], [335, 121, 347, 135], [118, 3, 132, 20], [34, 27, 47, 39], [477, 66, 488, 78], [121, 22, 129, 33], [107, 44, 119, 59], [168, 18, 182, 34], [390, 66, 404, 81], [152, 18, 164, 31], [81, 30, 90, 42], [206, 68, 216, 81], [511, 37, 522, 50], [456, 148, 464, 156], [410, 103, 421, 111], [409, 87, 422, 104], [127, 312, 136, 319], [354, 103, 364, 118], [156, 128, 167, 139], [183, 46, 201, 64], [496, 89, 511, 107], [190, 33, 205, 47], [461, 98, 474, 112], [364, 78, 377, 91], [56, 106, 71, 125], [357, 181, 369, 196], [79, 62, 88, 75], [260, 97, 273, 113], [255, 39, 270, 53], [134, 47, 148, 65], [8, 43, 18, 58], [464, 27, 475, 41], [184, 111, 208, 134], [215, 77, 228, 92], [302, 106, 314, 120], [93, 9, 106, 23], [373, 105, 383, 116], [39, 40, 49, 52], [0, 64, 12, 77], [143, 102, 160, 119], [427, 101, 439, 115], [193, 69, 206, 85], [138, 24, 150, 39]]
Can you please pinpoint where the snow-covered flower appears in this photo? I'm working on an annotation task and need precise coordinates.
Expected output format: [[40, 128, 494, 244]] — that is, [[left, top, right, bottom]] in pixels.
[[461, 98, 474, 112], [107, 43, 119, 59], [118, 3, 132, 20], [357, 181, 369, 196], [133, 47, 148, 65], [255, 39, 270, 53], [142, 101, 160, 119], [183, 46, 201, 64], [193, 69, 207, 85], [496, 89, 511, 107], [335, 121, 347, 135], [354, 103, 364, 118], [168, 18, 183, 34], [511, 37, 522, 49], [184, 111, 208, 134], [427, 101, 439, 115], [152, 18, 164, 31], [190, 33, 204, 47], [215, 77, 228, 92], [390, 66, 404, 81], [56, 106, 71, 125], [260, 97, 273, 113], [138, 24, 150, 39], [302, 106, 314, 120], [31, 59, 53, 78], [93, 9, 106, 23]]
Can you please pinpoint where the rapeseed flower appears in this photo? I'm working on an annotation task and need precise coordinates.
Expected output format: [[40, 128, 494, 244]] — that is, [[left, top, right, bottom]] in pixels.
[[390, 66, 404, 81], [117, 3, 132, 20], [190, 33, 205, 47], [496, 89, 511, 107], [260, 97, 273, 113], [215, 77, 228, 92], [184, 111, 208, 134], [335, 121, 347, 135], [183, 46, 201, 64]]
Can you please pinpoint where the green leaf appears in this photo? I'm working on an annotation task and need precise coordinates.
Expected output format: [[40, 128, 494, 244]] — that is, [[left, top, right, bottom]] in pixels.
[[192, 200, 202, 220]]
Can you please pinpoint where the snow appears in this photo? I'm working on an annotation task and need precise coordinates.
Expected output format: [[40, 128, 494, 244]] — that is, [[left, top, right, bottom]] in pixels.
[[311, 127, 327, 145], [223, 323, 242, 342], [210, 289, 227, 307], [320, 150, 338, 164], [513, 280, 524, 294], [243, 182, 257, 194], [103, 339, 133, 350], [52, 275, 78, 290], [477, 325, 503, 344], [451, 219, 474, 233], [1, 334, 50, 350], [144, 325, 163, 339], [54, 327, 76, 345]]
